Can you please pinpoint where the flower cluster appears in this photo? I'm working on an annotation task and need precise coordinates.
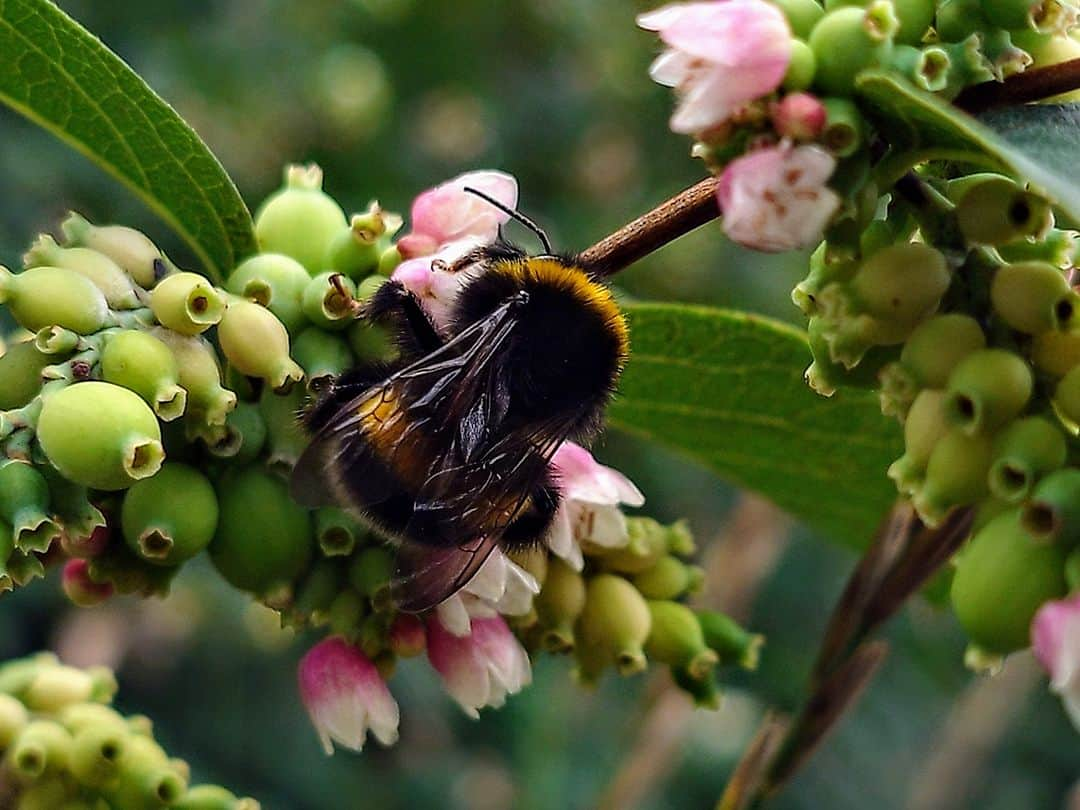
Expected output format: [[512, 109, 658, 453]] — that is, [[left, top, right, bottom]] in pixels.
[[640, 0, 1080, 731], [0, 652, 257, 808], [0, 164, 761, 755]]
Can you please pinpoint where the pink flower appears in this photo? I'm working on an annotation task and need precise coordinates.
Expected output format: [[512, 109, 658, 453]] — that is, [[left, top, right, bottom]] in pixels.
[[716, 143, 841, 252], [407, 170, 518, 249], [1033, 593, 1080, 729], [61, 559, 113, 607], [391, 238, 485, 328], [297, 637, 400, 754], [638, 0, 792, 135], [426, 614, 531, 718], [547, 442, 645, 571]]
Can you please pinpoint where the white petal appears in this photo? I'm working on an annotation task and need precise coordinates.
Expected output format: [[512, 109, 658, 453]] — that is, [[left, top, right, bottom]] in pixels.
[[648, 50, 694, 87], [465, 550, 509, 602], [546, 508, 585, 571], [436, 595, 473, 637], [577, 504, 630, 548], [494, 560, 540, 615]]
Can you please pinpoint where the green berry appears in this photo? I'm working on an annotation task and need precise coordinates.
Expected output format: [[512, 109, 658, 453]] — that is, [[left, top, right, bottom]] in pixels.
[[348, 320, 395, 363], [69, 723, 127, 788], [1032, 329, 1080, 377], [821, 97, 864, 157], [0, 461, 60, 554], [899, 314, 986, 389], [150, 272, 226, 335], [808, 3, 897, 96], [644, 600, 718, 681], [314, 507, 362, 557], [0, 340, 56, 409], [327, 212, 385, 279], [259, 384, 310, 471], [8, 719, 72, 779], [697, 610, 764, 670], [914, 428, 995, 525], [956, 179, 1052, 246], [348, 547, 393, 599], [151, 328, 236, 427], [951, 509, 1067, 654], [218, 402, 267, 465], [988, 417, 1067, 503], [209, 466, 313, 594], [175, 785, 253, 810], [850, 243, 951, 330], [121, 464, 218, 566], [61, 213, 172, 288], [599, 517, 667, 574], [783, 39, 817, 91], [991, 261, 1078, 334], [292, 328, 354, 393], [772, 0, 824, 37], [37, 382, 164, 491], [0, 265, 109, 334], [632, 556, 703, 600], [0, 693, 28, 749], [578, 574, 652, 676], [254, 164, 348, 274], [102, 330, 187, 422], [1022, 468, 1080, 547], [302, 272, 357, 330], [101, 733, 187, 810], [944, 349, 1033, 435], [24, 234, 141, 310], [293, 558, 344, 619], [888, 44, 950, 92], [217, 300, 304, 392], [225, 253, 310, 335]]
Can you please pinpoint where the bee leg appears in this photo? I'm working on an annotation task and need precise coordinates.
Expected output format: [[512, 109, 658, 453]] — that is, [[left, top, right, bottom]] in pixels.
[[366, 280, 445, 358], [303, 360, 402, 432], [501, 482, 560, 550]]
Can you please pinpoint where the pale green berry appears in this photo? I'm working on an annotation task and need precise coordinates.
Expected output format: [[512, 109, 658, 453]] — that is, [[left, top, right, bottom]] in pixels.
[[0, 265, 108, 334], [225, 253, 310, 335], [376, 245, 402, 277], [988, 417, 1067, 503], [935, 0, 990, 40], [850, 243, 951, 331], [535, 558, 585, 654], [209, 466, 313, 594], [23, 665, 95, 712], [217, 300, 304, 392], [150, 272, 226, 335], [951, 509, 1067, 654], [61, 213, 172, 288], [328, 589, 366, 641], [293, 559, 344, 619], [632, 556, 703, 600], [808, 3, 897, 96], [259, 385, 309, 471], [597, 517, 667, 574], [1055, 364, 1080, 427], [644, 600, 718, 681], [956, 179, 1052, 246], [944, 349, 1033, 435], [37, 382, 164, 491], [0, 461, 60, 554], [33, 326, 79, 356], [24, 234, 142, 310], [151, 328, 236, 427], [991, 261, 1078, 334], [888, 389, 950, 494], [898, 314, 986, 389], [101, 330, 187, 422], [783, 39, 817, 91], [101, 733, 187, 810], [824, 0, 932, 43], [69, 723, 127, 788], [302, 272, 357, 330], [1022, 469, 1080, 547], [121, 464, 218, 566], [254, 164, 348, 274], [914, 428, 995, 525], [217, 402, 267, 465], [985, 0, 1072, 32], [578, 574, 652, 677], [0, 693, 28, 749], [888, 44, 950, 92], [175, 785, 254, 810], [8, 720, 72, 779], [820, 97, 864, 157], [326, 210, 386, 279]]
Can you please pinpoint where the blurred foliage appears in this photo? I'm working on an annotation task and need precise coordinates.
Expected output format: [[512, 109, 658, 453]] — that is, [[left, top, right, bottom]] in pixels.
[[0, 1, 1077, 808]]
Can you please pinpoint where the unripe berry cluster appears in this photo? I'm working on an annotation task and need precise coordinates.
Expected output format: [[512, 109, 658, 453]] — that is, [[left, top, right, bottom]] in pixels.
[[0, 653, 257, 809]]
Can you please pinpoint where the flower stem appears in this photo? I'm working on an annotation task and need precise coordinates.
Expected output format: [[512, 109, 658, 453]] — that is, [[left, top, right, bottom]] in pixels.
[[955, 57, 1080, 113], [579, 177, 719, 276]]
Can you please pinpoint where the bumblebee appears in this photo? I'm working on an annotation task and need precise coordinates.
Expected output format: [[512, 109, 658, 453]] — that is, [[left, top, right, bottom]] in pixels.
[[290, 194, 628, 611]]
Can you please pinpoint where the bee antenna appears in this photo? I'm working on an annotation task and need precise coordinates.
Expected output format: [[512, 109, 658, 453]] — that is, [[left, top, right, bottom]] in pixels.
[[462, 186, 553, 254]]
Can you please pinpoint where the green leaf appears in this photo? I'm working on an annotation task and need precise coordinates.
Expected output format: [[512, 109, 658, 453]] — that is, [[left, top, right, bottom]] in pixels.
[[854, 71, 1080, 222], [0, 0, 255, 280], [610, 303, 902, 549]]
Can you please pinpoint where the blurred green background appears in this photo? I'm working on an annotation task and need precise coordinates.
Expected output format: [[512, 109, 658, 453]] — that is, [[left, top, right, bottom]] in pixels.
[[1, 1, 1077, 808]]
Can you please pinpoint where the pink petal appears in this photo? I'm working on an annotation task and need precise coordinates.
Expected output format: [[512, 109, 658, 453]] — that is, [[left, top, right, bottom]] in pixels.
[[410, 170, 518, 245], [649, 1, 791, 67], [648, 49, 695, 88]]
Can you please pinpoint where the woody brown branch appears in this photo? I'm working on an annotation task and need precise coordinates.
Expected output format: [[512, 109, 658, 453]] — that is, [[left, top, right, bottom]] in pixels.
[[956, 57, 1080, 113]]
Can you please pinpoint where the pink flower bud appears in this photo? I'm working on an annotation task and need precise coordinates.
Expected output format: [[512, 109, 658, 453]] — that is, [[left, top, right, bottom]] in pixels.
[[388, 614, 426, 658], [546, 442, 646, 570], [638, 0, 792, 135], [61, 559, 113, 607], [408, 170, 518, 246], [771, 92, 827, 141], [60, 524, 111, 559], [1033, 593, 1080, 729], [716, 143, 841, 252], [297, 637, 400, 754], [391, 238, 486, 328], [426, 614, 531, 718]]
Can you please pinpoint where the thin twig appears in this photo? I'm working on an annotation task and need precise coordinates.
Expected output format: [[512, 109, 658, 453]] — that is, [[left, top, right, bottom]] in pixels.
[[579, 177, 719, 276], [955, 57, 1080, 113]]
